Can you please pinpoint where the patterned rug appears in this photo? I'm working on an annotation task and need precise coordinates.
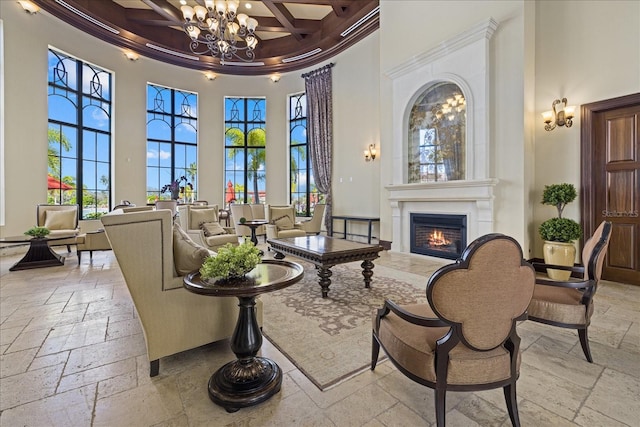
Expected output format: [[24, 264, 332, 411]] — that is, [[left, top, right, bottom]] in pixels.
[[260, 259, 446, 391]]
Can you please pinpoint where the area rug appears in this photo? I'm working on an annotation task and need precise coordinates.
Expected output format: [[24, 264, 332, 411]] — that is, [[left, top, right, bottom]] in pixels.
[[260, 259, 446, 391]]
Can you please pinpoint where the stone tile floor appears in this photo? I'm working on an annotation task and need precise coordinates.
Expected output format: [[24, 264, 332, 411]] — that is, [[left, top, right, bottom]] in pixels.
[[0, 245, 638, 426]]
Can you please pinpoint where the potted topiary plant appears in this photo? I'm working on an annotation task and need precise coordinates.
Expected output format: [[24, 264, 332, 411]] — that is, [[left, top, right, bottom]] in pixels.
[[24, 226, 50, 239], [199, 239, 261, 283], [539, 183, 582, 280]]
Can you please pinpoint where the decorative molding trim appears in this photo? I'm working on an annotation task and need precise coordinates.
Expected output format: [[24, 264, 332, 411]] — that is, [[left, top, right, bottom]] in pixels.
[[385, 18, 498, 79]]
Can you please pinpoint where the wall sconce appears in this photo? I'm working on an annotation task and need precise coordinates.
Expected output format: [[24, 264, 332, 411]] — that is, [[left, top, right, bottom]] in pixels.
[[204, 72, 216, 81], [18, 1, 39, 14], [364, 144, 377, 162], [542, 98, 576, 131], [123, 51, 139, 61], [269, 74, 281, 83]]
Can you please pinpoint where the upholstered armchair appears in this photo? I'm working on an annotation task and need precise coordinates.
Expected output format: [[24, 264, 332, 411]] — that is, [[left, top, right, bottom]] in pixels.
[[527, 220, 612, 362], [265, 205, 307, 240], [101, 209, 262, 377], [155, 200, 178, 216], [76, 219, 111, 264], [36, 204, 80, 252], [230, 203, 267, 241], [177, 204, 238, 251], [372, 234, 535, 427], [297, 204, 326, 235]]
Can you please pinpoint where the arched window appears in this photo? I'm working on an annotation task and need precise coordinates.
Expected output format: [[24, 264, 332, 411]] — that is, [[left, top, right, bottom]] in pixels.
[[408, 82, 466, 183]]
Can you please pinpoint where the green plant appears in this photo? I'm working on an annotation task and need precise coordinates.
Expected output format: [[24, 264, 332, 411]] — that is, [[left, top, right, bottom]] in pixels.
[[24, 226, 50, 239], [239, 217, 247, 224], [200, 240, 261, 281], [539, 182, 581, 242], [542, 183, 577, 218], [539, 218, 582, 242]]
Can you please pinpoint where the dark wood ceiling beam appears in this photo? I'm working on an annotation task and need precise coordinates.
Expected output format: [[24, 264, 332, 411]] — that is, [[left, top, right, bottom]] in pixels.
[[262, 1, 303, 41], [141, 0, 184, 25], [125, 9, 175, 26], [332, 4, 348, 17], [268, 0, 351, 4]]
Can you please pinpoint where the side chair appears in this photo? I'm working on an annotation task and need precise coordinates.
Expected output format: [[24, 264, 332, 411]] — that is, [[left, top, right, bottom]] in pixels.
[[372, 233, 535, 427], [527, 220, 612, 362], [36, 204, 80, 252]]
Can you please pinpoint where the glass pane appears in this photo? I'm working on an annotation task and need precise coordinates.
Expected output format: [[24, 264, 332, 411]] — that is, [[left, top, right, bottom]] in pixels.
[[408, 82, 466, 183]]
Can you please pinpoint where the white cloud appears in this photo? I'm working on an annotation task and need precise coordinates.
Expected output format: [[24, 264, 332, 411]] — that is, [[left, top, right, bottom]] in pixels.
[[147, 149, 171, 159]]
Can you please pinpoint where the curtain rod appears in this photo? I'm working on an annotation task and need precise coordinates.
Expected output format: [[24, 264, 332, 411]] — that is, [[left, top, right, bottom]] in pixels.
[[301, 62, 335, 79]]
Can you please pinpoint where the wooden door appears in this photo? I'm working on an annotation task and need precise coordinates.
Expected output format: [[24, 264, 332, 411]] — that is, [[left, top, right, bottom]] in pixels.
[[582, 93, 640, 285]]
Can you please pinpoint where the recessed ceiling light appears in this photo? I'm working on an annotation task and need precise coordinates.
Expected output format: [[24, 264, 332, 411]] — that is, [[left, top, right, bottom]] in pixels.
[[245, 3, 252, 9]]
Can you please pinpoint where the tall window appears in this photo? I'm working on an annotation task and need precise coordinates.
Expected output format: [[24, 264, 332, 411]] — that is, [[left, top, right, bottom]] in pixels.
[[146, 84, 198, 202], [289, 93, 321, 216], [224, 97, 266, 205], [408, 82, 466, 183], [47, 49, 112, 219]]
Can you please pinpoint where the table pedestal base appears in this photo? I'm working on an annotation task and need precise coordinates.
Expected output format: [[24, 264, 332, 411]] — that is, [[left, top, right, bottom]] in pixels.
[[10, 239, 65, 271], [208, 356, 282, 413]]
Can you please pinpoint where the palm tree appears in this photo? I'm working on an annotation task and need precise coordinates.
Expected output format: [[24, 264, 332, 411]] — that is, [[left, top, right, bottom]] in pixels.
[[48, 128, 71, 177], [226, 126, 266, 203]]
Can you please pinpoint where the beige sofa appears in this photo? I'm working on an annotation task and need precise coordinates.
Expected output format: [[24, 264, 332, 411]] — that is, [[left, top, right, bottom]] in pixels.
[[101, 209, 262, 376], [230, 203, 267, 241], [177, 204, 238, 251]]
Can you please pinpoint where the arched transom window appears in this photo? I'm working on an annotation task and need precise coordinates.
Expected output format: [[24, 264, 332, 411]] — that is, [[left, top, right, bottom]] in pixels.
[[408, 82, 466, 183]]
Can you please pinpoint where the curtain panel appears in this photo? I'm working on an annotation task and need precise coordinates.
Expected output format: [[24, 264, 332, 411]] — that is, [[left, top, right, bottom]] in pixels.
[[303, 63, 334, 233]]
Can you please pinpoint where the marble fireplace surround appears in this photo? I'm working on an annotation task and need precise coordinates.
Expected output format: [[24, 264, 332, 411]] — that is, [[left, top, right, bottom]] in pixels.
[[385, 19, 499, 254]]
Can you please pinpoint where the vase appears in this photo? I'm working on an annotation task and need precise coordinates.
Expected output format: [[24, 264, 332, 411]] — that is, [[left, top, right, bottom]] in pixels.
[[170, 189, 180, 200], [543, 241, 576, 280]]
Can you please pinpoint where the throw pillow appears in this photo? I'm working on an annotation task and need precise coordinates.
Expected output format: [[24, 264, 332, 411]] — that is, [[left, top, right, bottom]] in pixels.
[[190, 208, 218, 229], [200, 221, 226, 237], [173, 224, 210, 276], [272, 215, 294, 230], [43, 209, 76, 230]]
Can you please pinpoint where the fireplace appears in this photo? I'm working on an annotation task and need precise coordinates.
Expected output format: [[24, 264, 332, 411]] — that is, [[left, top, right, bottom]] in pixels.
[[410, 213, 467, 260]]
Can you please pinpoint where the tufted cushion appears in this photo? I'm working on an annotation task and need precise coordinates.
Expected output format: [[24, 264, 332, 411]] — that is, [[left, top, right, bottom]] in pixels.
[[44, 209, 76, 230], [272, 215, 294, 230], [190, 208, 218, 229], [173, 224, 210, 276], [528, 284, 592, 325], [201, 221, 226, 237]]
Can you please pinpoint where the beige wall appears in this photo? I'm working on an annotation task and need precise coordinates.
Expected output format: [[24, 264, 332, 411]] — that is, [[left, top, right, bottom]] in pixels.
[[2, 1, 639, 256]]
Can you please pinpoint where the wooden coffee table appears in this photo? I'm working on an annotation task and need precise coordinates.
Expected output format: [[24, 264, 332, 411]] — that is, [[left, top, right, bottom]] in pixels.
[[267, 235, 384, 298]]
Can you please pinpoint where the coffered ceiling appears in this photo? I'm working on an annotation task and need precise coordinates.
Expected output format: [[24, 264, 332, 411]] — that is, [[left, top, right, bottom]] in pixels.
[[32, 0, 380, 75]]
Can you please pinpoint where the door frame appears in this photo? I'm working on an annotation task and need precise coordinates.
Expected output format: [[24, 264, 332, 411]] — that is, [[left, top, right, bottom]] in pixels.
[[580, 92, 640, 238]]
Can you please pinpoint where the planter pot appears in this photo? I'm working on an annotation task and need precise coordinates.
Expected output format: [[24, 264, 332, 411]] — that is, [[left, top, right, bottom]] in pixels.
[[170, 189, 180, 200], [543, 241, 576, 280]]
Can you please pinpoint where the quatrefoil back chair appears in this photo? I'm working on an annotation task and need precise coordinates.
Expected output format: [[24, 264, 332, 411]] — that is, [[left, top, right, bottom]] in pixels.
[[372, 234, 535, 427], [527, 220, 612, 363]]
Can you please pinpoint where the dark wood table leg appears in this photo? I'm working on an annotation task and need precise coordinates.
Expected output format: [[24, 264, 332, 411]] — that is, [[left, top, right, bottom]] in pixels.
[[317, 266, 333, 298], [10, 239, 65, 271], [361, 259, 374, 288], [249, 227, 258, 246], [208, 296, 282, 413]]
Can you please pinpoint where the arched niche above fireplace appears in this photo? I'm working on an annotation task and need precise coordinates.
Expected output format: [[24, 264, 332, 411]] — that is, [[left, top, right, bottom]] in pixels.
[[408, 82, 467, 183]]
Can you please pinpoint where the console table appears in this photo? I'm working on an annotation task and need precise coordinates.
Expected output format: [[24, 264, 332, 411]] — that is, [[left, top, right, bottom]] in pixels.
[[330, 215, 380, 244], [183, 260, 304, 412]]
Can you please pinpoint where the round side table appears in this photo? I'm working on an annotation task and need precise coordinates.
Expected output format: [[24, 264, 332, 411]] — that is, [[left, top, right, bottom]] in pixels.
[[183, 259, 304, 412]]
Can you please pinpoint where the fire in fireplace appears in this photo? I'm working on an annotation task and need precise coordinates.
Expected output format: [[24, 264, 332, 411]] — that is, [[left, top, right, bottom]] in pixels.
[[410, 213, 467, 260]]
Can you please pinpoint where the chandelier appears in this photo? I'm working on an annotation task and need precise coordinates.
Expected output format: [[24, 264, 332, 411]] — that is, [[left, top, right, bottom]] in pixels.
[[180, 0, 259, 63]]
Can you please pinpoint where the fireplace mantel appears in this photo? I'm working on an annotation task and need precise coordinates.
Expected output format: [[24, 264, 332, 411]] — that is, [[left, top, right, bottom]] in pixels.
[[386, 179, 498, 253]]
